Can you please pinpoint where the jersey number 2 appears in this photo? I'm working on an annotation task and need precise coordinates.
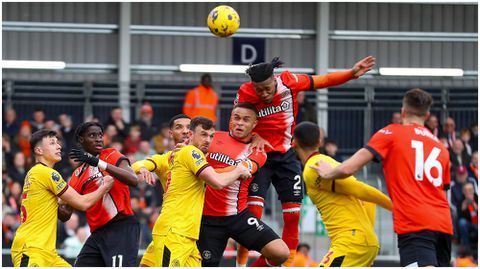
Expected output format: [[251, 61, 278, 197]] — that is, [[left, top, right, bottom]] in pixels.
[[411, 140, 442, 187]]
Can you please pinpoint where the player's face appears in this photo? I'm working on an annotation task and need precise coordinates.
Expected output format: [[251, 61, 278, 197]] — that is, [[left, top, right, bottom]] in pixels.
[[230, 107, 257, 140], [81, 126, 104, 155], [191, 126, 215, 154], [37, 136, 62, 163], [170, 118, 191, 144], [253, 76, 276, 103]]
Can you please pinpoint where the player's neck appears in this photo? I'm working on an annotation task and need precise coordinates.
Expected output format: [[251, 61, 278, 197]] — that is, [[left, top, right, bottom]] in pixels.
[[403, 116, 425, 126], [35, 156, 56, 168], [298, 149, 317, 165]]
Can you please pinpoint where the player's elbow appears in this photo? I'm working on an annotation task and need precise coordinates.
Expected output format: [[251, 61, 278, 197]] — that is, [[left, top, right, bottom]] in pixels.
[[338, 165, 355, 177]]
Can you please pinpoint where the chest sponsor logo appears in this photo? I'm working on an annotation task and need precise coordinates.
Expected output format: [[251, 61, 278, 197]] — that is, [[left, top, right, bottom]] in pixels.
[[209, 152, 244, 166], [258, 100, 290, 118]]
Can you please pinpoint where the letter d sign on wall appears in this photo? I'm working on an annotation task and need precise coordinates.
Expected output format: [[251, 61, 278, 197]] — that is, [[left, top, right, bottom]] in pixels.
[[233, 38, 265, 65]]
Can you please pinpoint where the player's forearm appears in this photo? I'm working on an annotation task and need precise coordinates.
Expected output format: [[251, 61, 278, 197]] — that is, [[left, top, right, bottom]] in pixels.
[[105, 164, 139, 186], [132, 159, 156, 173], [208, 170, 241, 190], [76, 187, 109, 211], [312, 70, 354, 89]]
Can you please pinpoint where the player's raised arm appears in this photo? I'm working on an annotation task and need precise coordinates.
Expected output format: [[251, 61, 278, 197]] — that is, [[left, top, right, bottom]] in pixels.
[[312, 56, 376, 89], [331, 178, 393, 211], [59, 175, 114, 211], [310, 148, 374, 180], [132, 156, 162, 185], [70, 148, 139, 186]]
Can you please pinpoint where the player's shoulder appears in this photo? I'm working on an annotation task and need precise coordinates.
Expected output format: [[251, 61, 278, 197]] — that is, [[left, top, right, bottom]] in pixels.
[[279, 70, 306, 85], [34, 164, 63, 183], [179, 145, 204, 160], [236, 82, 259, 103]]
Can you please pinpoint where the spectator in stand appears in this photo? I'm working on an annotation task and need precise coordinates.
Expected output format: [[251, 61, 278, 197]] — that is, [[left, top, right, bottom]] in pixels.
[[64, 227, 88, 259], [468, 151, 478, 181], [183, 73, 219, 124], [454, 246, 478, 267], [105, 107, 129, 139], [425, 114, 441, 137], [8, 152, 27, 186], [451, 166, 478, 209], [110, 137, 124, 153], [16, 120, 33, 167], [57, 212, 80, 249], [470, 122, 478, 152], [460, 128, 473, 157], [457, 182, 478, 248], [2, 212, 21, 248], [3, 134, 16, 172], [131, 197, 152, 249], [124, 124, 142, 155], [59, 113, 75, 153], [137, 103, 158, 141], [442, 117, 458, 148], [3, 108, 19, 140], [323, 138, 340, 162], [391, 111, 402, 124], [44, 119, 60, 132], [296, 91, 317, 124], [5, 182, 22, 215], [30, 107, 46, 133], [152, 123, 174, 154], [450, 140, 471, 172], [135, 140, 156, 161], [292, 243, 318, 267], [103, 124, 119, 147]]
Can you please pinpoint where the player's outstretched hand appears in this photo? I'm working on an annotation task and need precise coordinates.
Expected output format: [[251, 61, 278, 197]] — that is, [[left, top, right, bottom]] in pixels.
[[351, 56, 376, 78], [236, 164, 252, 180], [250, 134, 273, 155], [309, 160, 334, 179], [69, 148, 99, 167], [101, 175, 114, 192], [138, 167, 156, 185]]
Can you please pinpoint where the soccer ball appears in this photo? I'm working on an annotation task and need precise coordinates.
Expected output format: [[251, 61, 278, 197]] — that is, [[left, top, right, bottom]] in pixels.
[[207, 5, 240, 38]]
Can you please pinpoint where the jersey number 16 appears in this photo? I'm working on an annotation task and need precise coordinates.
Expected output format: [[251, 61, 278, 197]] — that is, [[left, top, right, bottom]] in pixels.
[[411, 140, 442, 187]]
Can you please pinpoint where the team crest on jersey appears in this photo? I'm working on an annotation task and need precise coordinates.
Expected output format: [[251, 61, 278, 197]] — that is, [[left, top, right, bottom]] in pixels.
[[192, 150, 201, 160], [171, 259, 180, 267], [51, 172, 61, 182], [250, 183, 259, 192], [202, 250, 212, 260]]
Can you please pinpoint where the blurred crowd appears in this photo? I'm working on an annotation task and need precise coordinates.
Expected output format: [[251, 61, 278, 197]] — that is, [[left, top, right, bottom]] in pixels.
[[2, 105, 478, 265]]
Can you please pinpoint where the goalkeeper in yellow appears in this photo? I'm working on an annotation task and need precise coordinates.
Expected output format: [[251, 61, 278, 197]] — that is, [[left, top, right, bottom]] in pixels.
[[293, 122, 393, 267], [131, 114, 191, 267]]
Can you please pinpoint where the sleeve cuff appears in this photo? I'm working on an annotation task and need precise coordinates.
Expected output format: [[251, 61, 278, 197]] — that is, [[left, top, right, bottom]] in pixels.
[[308, 75, 314, 91], [57, 184, 69, 197], [196, 164, 210, 177], [116, 157, 130, 167], [146, 158, 158, 171], [364, 145, 383, 163]]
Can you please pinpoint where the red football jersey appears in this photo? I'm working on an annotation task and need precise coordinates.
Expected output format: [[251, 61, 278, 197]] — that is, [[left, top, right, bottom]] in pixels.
[[69, 148, 133, 232], [203, 131, 267, 216], [235, 71, 313, 153], [366, 123, 453, 235]]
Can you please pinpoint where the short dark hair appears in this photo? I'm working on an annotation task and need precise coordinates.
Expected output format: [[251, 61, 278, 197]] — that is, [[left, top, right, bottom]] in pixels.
[[294, 122, 320, 150], [324, 138, 337, 146], [34, 107, 44, 113], [190, 116, 214, 131], [233, 102, 258, 117], [169, 114, 191, 129], [245, 57, 284, 83], [74, 122, 104, 143], [403, 88, 433, 117], [30, 129, 59, 155], [296, 243, 311, 251]]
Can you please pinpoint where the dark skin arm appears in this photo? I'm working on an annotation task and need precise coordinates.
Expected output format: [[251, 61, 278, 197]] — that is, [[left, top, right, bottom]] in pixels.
[[58, 203, 73, 222], [104, 159, 138, 187]]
